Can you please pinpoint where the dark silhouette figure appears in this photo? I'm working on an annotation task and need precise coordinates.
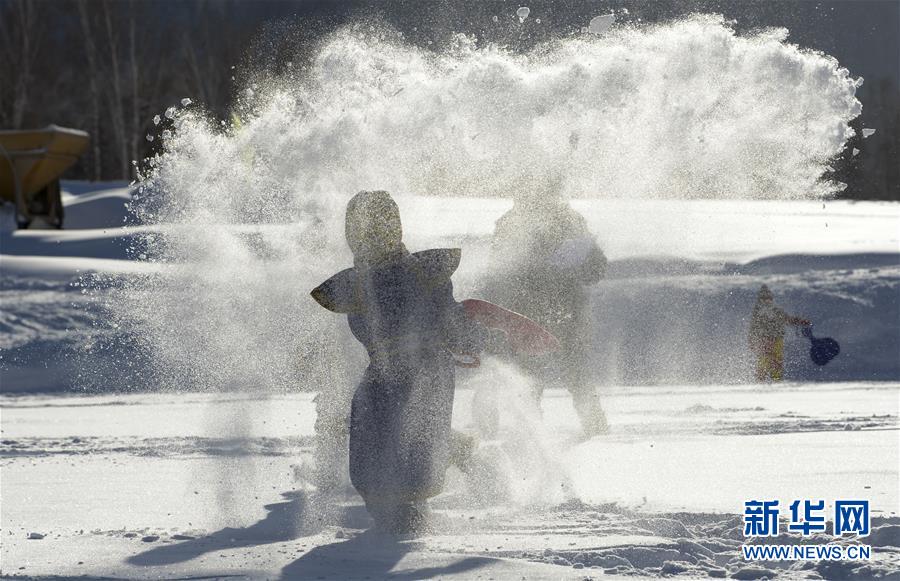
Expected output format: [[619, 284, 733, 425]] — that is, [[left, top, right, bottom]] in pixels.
[[483, 192, 608, 436], [311, 190, 486, 534]]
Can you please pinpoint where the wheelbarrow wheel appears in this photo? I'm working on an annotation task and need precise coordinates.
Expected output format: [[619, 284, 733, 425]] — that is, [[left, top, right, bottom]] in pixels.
[[22, 179, 64, 229]]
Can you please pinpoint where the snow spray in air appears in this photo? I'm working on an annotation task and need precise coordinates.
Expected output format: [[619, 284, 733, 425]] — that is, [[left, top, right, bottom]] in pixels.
[[92, 13, 863, 519], [462, 358, 578, 507], [119, 14, 862, 390]]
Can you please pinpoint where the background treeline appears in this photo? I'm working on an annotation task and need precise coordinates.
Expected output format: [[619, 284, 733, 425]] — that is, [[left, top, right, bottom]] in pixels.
[[1, 0, 897, 200]]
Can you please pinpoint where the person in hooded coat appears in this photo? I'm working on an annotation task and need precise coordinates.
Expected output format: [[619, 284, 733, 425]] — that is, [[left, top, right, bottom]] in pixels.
[[311, 190, 487, 534], [748, 285, 810, 382], [483, 189, 609, 436]]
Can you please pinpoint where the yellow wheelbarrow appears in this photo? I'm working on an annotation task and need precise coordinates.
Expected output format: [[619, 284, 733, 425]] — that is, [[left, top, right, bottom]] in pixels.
[[0, 125, 90, 228]]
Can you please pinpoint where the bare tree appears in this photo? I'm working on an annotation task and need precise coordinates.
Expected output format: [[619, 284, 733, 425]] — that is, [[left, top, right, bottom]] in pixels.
[[76, 1, 103, 179], [0, 0, 44, 128], [102, 1, 130, 179], [129, 1, 141, 167]]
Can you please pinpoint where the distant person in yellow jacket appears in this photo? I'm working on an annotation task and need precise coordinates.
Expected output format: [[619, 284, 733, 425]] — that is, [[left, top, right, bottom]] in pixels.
[[749, 285, 810, 382]]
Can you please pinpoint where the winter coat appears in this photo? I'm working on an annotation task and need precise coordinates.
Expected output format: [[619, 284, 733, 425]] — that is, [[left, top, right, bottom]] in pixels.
[[311, 247, 485, 502], [486, 201, 606, 341], [748, 301, 806, 352]]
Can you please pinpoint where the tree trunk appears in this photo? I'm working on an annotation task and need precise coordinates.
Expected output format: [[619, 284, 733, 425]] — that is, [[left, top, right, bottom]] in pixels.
[[103, 1, 129, 179], [129, 2, 141, 171], [77, 0, 103, 180], [3, 0, 43, 129]]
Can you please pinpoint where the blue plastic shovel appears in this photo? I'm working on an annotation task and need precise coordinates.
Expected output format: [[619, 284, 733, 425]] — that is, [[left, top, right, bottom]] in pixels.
[[802, 326, 840, 366]]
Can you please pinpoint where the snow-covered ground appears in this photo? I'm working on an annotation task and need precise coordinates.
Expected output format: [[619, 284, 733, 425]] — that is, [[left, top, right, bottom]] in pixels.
[[0, 383, 900, 579], [1, 183, 899, 579], [2, 383, 898, 579]]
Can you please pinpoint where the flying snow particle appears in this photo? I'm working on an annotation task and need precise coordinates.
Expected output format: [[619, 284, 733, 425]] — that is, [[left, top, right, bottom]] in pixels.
[[164, 107, 176, 120], [589, 14, 616, 35], [244, 88, 254, 98], [180, 98, 192, 107], [517, 7, 530, 22], [862, 128, 876, 138], [152, 114, 161, 126], [286, 61, 293, 68], [492, 15, 498, 22], [146, 134, 154, 142], [536, 18, 541, 24], [852, 148, 860, 156], [162, 130, 172, 139]]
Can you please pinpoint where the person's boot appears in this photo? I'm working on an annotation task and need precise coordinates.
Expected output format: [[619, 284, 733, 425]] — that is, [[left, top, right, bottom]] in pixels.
[[391, 502, 432, 537], [573, 391, 609, 437], [449, 430, 477, 472], [367, 498, 432, 537], [450, 431, 511, 506], [462, 442, 512, 506]]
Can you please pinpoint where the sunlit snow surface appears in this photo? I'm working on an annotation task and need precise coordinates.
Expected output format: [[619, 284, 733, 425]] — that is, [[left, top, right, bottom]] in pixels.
[[1, 184, 899, 578], [1, 383, 897, 579]]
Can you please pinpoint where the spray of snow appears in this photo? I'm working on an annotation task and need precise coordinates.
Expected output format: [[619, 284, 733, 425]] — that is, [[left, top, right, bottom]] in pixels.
[[93, 14, 864, 520], [112, 13, 857, 399], [118, 19, 864, 387], [463, 358, 577, 506], [139, 15, 861, 212]]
